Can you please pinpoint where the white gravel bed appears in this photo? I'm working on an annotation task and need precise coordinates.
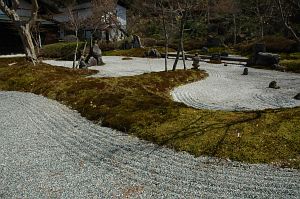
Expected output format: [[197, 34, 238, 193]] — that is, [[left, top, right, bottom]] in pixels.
[[172, 63, 300, 111], [0, 54, 26, 58], [0, 91, 299, 198], [43, 56, 191, 77]]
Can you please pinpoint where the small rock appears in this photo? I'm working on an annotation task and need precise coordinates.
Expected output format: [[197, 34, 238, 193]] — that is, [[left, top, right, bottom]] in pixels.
[[294, 93, 300, 100], [269, 81, 280, 89], [201, 47, 209, 53], [242, 68, 248, 75], [224, 63, 228, 66]]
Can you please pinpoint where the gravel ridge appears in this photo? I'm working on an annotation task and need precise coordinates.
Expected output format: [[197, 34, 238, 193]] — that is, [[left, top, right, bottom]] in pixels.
[[0, 91, 299, 198]]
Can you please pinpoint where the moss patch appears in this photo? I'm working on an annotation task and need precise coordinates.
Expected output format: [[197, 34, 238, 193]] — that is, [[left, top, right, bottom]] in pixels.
[[0, 58, 299, 169], [103, 47, 176, 57]]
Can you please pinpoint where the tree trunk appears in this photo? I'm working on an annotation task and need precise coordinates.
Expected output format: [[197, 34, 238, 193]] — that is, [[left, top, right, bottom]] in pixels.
[[73, 30, 79, 69], [18, 24, 37, 64], [233, 14, 237, 45], [161, 6, 168, 72], [277, 0, 300, 44], [181, 41, 186, 70], [173, 11, 186, 71], [172, 43, 181, 71], [260, 17, 264, 39]]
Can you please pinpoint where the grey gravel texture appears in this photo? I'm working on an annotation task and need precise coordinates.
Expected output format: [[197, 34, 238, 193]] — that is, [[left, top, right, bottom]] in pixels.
[[0, 91, 300, 198]]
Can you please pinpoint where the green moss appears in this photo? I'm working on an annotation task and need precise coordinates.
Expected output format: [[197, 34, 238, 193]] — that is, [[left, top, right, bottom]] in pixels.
[[280, 59, 300, 73], [0, 57, 299, 169], [103, 47, 176, 57]]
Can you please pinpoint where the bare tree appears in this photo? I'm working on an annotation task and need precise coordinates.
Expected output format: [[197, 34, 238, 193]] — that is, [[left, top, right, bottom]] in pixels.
[[276, 0, 300, 43], [215, 0, 241, 45], [157, 0, 174, 71], [0, 0, 39, 64], [66, 3, 86, 68], [88, 0, 118, 43], [241, 0, 275, 39], [172, 0, 202, 71]]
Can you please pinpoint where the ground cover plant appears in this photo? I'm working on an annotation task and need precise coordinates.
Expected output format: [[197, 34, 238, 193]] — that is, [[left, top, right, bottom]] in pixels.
[[0, 57, 299, 169]]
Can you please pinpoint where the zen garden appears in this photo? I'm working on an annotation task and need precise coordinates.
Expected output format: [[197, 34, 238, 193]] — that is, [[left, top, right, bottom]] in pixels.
[[0, 0, 299, 198]]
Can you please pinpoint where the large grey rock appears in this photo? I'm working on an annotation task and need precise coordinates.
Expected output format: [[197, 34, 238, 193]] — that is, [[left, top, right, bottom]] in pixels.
[[256, 52, 280, 67], [253, 43, 266, 55], [92, 44, 102, 57], [269, 81, 280, 89], [201, 47, 209, 53], [221, 52, 229, 57], [145, 48, 161, 58], [210, 53, 221, 63], [78, 56, 87, 69], [92, 43, 104, 65], [132, 35, 142, 48]]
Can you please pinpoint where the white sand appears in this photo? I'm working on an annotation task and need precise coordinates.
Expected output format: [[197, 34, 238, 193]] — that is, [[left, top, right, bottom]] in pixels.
[[0, 54, 26, 58]]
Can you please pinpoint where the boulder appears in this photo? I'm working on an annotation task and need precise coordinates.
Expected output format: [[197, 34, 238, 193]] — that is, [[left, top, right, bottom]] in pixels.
[[88, 57, 97, 66], [207, 36, 222, 47], [294, 93, 300, 100], [210, 53, 221, 63], [242, 68, 248, 75], [253, 43, 266, 55], [269, 81, 280, 89], [78, 56, 87, 69], [92, 44, 102, 57], [145, 48, 161, 58], [132, 35, 142, 48], [256, 52, 280, 67], [271, 64, 286, 72], [91, 43, 104, 65]]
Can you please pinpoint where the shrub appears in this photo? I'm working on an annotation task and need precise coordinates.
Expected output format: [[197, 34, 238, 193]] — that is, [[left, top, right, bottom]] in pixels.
[[142, 38, 157, 47], [263, 36, 298, 53], [41, 42, 85, 60]]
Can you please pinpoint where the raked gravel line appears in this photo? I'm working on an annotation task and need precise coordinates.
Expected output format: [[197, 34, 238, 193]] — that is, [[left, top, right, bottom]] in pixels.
[[0, 91, 299, 198], [171, 63, 300, 111]]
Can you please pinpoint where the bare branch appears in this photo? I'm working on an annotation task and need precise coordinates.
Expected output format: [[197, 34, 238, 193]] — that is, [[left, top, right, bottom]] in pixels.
[[0, 0, 19, 20], [29, 0, 39, 28], [12, 0, 20, 10]]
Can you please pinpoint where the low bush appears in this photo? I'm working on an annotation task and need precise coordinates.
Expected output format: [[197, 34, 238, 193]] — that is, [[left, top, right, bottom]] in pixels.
[[41, 42, 85, 60], [263, 36, 298, 53], [235, 36, 298, 54], [103, 47, 176, 57], [142, 38, 157, 47]]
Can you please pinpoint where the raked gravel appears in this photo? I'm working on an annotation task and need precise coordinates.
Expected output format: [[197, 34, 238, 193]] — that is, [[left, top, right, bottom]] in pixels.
[[0, 91, 300, 198], [43, 56, 300, 111]]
